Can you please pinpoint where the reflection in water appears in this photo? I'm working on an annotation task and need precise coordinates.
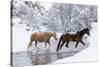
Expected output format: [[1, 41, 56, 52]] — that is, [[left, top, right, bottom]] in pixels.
[[28, 49, 52, 65], [13, 44, 89, 66], [27, 49, 82, 65], [57, 51, 80, 59]]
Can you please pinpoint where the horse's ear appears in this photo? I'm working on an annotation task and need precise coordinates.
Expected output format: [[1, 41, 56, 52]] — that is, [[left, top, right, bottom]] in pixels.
[[87, 28, 89, 30]]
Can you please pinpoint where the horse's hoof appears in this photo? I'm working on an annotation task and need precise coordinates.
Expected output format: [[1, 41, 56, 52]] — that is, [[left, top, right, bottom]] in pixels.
[[47, 49, 49, 51], [57, 50, 59, 52], [67, 46, 69, 48], [47, 48, 50, 51], [65, 45, 69, 48]]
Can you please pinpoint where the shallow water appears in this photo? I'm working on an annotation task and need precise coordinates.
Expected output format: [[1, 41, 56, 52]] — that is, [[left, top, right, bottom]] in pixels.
[[12, 46, 88, 66]]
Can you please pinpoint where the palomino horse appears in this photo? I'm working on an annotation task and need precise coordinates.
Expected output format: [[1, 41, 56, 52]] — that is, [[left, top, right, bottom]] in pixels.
[[27, 32, 57, 49], [57, 28, 90, 52]]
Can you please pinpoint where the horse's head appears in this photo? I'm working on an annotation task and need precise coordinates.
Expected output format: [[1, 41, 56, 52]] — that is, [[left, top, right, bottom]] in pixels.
[[52, 32, 57, 40], [85, 28, 90, 36]]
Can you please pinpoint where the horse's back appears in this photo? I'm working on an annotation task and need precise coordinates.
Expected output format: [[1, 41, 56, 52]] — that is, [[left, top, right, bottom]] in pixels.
[[30, 32, 52, 42], [63, 32, 82, 41]]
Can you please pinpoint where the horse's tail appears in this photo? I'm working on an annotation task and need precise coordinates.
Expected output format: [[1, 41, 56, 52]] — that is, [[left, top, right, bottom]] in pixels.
[[27, 41, 32, 49], [27, 38, 33, 50], [56, 35, 63, 52]]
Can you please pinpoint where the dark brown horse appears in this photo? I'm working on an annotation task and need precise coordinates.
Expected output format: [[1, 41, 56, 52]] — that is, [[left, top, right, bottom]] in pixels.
[[57, 28, 90, 52], [27, 32, 57, 49]]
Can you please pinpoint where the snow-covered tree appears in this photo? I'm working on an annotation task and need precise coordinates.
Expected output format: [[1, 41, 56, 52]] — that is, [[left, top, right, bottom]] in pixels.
[[11, 0, 97, 32]]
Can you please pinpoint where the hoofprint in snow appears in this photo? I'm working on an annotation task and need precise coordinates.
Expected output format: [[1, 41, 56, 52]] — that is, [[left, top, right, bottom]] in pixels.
[[12, 23, 97, 66]]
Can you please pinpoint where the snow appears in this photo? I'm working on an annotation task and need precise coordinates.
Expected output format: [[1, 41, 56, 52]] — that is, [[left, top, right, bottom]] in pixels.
[[52, 22, 98, 64], [13, 23, 98, 65], [40, 2, 53, 11], [11, 1, 97, 66], [12, 24, 31, 52], [12, 23, 97, 66], [12, 18, 21, 25], [13, 22, 97, 54]]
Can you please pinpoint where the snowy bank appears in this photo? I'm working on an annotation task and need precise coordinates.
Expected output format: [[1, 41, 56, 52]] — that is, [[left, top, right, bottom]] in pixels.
[[52, 23, 98, 64]]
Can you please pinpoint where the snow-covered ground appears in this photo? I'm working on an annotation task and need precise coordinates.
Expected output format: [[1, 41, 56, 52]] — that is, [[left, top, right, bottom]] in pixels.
[[52, 22, 98, 64], [12, 23, 98, 66], [12, 24, 31, 52]]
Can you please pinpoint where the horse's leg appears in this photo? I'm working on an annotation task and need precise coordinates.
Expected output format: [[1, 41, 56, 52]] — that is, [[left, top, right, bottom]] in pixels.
[[65, 41, 69, 48], [80, 40, 85, 46], [45, 42, 47, 49], [47, 41, 51, 49], [75, 41, 79, 48], [60, 41, 65, 50], [35, 41, 37, 48], [57, 35, 63, 52]]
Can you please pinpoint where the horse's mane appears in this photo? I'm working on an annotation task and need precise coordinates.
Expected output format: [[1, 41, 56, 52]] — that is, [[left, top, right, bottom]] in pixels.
[[77, 28, 89, 34]]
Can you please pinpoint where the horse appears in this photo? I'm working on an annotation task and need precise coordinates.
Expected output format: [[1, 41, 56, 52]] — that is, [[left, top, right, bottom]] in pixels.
[[27, 32, 57, 49], [56, 28, 90, 52]]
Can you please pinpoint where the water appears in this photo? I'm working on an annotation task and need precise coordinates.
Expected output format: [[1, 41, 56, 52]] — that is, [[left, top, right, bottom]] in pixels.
[[12, 46, 88, 67], [12, 36, 89, 66]]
